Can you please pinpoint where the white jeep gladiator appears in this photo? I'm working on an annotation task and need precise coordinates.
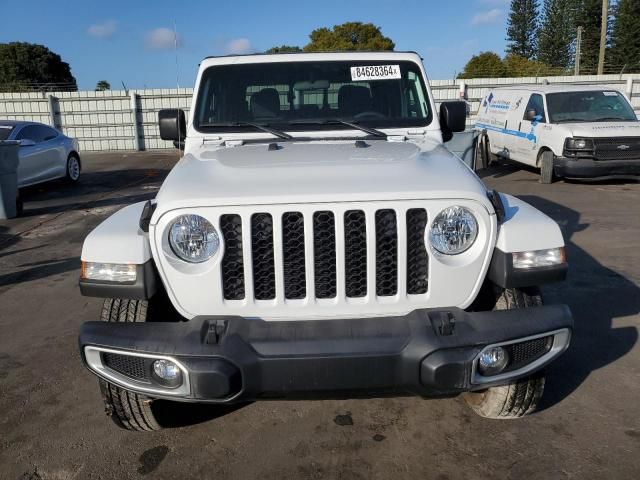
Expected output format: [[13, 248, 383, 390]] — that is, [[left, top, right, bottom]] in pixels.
[[78, 52, 573, 430]]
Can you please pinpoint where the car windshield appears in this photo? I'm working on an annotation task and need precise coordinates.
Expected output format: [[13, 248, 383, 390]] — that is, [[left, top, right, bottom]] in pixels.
[[0, 126, 14, 140], [193, 60, 431, 135], [546, 90, 638, 123]]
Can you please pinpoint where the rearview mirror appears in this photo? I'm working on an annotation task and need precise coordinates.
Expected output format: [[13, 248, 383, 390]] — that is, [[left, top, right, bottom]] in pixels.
[[19, 139, 36, 147], [159, 109, 186, 144], [524, 109, 537, 121], [439, 101, 467, 142]]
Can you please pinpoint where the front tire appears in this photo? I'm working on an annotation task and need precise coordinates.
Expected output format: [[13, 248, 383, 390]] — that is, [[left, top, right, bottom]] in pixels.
[[66, 153, 81, 183], [98, 298, 162, 431], [539, 150, 555, 184], [463, 286, 546, 419]]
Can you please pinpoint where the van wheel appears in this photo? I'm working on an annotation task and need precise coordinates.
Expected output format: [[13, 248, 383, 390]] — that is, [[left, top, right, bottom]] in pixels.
[[539, 150, 555, 184], [462, 286, 546, 419], [98, 298, 162, 431]]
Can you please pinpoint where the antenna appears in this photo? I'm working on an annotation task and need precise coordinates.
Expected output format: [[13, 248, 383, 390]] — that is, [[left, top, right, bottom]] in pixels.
[[173, 20, 182, 155]]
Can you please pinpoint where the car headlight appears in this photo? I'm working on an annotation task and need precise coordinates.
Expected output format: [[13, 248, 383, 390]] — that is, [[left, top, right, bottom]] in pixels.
[[168, 214, 220, 263], [564, 138, 594, 150], [429, 206, 478, 255]]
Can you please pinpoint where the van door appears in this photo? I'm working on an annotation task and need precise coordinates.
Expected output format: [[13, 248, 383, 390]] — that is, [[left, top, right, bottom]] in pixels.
[[476, 91, 520, 160], [513, 93, 546, 166]]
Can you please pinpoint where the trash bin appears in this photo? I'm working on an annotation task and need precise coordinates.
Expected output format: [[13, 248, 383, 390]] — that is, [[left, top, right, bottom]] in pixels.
[[446, 130, 480, 169], [0, 140, 20, 219]]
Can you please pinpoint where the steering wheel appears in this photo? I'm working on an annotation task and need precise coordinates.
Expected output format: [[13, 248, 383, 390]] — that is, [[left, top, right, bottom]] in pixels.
[[353, 111, 387, 120]]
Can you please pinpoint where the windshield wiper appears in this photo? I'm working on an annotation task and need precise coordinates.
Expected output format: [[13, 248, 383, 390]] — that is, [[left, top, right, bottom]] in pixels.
[[288, 119, 387, 138], [199, 121, 293, 140], [592, 117, 630, 122]]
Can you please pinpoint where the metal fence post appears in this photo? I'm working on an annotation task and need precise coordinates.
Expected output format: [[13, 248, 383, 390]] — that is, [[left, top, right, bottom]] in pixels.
[[626, 78, 633, 98], [130, 91, 141, 151], [458, 81, 467, 100], [47, 94, 58, 129]]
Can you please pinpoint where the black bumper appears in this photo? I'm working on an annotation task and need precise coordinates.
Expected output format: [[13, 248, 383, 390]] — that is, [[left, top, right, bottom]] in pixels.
[[555, 157, 640, 179], [79, 306, 573, 403]]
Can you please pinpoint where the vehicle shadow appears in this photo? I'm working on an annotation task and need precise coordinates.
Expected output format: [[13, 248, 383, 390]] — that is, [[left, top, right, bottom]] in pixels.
[[151, 400, 251, 429], [0, 256, 79, 288], [516, 195, 639, 411]]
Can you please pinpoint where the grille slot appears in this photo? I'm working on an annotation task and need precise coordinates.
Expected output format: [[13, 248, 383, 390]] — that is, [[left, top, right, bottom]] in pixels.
[[344, 210, 367, 298], [251, 213, 276, 300], [375, 209, 398, 296], [220, 214, 245, 300], [282, 212, 307, 299], [504, 336, 553, 372], [313, 211, 337, 299], [102, 353, 149, 382], [406, 208, 429, 295]]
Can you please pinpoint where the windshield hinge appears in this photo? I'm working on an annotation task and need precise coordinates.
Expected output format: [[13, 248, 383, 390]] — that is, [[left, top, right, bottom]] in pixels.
[[387, 135, 407, 142], [224, 139, 245, 147], [407, 129, 427, 136], [202, 137, 223, 145]]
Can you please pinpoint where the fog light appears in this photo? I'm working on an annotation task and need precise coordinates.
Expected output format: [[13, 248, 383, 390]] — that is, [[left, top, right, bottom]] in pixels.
[[478, 346, 509, 376], [152, 359, 182, 387]]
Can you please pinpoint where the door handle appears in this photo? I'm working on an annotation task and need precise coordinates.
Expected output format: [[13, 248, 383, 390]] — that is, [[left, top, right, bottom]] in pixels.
[[518, 122, 522, 131]]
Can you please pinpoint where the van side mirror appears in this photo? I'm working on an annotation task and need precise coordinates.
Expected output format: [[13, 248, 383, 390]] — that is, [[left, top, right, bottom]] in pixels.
[[159, 109, 186, 144], [439, 101, 467, 142], [524, 109, 537, 121]]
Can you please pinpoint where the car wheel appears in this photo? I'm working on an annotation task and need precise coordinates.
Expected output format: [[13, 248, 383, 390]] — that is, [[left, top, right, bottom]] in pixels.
[[539, 150, 555, 184], [462, 286, 547, 419], [66, 154, 81, 183], [98, 298, 163, 431]]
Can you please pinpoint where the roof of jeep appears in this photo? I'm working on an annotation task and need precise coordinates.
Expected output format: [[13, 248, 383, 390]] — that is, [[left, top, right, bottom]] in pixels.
[[199, 51, 424, 68]]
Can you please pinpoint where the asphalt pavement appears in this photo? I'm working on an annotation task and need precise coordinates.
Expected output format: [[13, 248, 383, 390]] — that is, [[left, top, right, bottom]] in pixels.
[[0, 151, 638, 479]]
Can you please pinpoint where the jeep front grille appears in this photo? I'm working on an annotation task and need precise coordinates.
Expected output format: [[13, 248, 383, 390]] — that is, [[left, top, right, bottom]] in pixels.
[[220, 207, 429, 302]]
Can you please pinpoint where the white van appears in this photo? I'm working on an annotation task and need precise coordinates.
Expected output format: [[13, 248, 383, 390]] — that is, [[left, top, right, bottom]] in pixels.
[[475, 85, 640, 183]]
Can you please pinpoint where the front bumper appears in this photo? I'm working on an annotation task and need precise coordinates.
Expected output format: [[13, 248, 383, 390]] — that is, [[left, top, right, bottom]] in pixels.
[[555, 157, 640, 179], [79, 306, 573, 403]]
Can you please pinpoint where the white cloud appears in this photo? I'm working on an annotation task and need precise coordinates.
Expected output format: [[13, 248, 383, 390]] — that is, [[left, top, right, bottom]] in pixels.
[[87, 20, 117, 38], [224, 38, 254, 55], [471, 9, 503, 25], [145, 28, 183, 50]]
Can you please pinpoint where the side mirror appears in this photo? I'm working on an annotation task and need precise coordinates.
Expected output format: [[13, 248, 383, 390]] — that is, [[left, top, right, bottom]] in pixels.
[[19, 139, 36, 147], [524, 109, 537, 121], [439, 101, 467, 142], [159, 109, 186, 143]]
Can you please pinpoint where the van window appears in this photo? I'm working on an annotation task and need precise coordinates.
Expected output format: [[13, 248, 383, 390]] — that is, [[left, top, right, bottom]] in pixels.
[[524, 94, 546, 123], [546, 90, 637, 123]]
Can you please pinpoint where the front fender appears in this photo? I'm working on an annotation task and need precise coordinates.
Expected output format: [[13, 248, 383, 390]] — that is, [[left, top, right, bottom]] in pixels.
[[80, 202, 158, 299], [488, 193, 567, 288]]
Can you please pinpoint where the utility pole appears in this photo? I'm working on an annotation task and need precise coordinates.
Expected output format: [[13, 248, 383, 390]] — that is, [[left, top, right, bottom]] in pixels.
[[597, 0, 609, 75], [575, 26, 583, 76]]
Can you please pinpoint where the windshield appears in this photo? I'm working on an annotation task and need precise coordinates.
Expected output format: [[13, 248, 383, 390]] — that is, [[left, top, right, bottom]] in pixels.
[[193, 60, 431, 134], [547, 90, 638, 123], [0, 126, 14, 141]]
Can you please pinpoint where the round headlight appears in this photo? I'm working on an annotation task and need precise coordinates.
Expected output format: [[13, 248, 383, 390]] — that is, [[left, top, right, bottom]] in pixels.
[[169, 214, 220, 263], [429, 206, 478, 255]]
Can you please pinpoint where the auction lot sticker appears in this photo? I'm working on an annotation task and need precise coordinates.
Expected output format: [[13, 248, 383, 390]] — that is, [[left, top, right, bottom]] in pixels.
[[351, 65, 401, 81]]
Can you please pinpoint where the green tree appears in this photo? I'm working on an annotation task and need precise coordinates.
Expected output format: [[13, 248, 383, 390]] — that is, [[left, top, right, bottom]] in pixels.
[[608, 0, 640, 72], [575, 0, 610, 73], [506, 0, 540, 60], [504, 53, 555, 76], [304, 22, 394, 52], [538, 0, 577, 68], [0, 42, 77, 92], [95, 80, 111, 91], [265, 45, 302, 54], [458, 52, 507, 78]]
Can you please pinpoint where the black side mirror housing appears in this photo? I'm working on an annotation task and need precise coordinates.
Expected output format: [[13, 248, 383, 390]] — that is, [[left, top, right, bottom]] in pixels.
[[159, 109, 186, 143], [524, 109, 537, 121], [439, 101, 467, 142]]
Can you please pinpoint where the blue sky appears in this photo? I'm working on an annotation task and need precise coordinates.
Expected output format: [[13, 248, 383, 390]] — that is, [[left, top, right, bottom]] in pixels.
[[1, 0, 511, 90]]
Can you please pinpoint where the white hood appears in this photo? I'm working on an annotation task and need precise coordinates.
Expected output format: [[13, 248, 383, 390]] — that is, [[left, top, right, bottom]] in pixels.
[[564, 122, 640, 138], [152, 139, 492, 218]]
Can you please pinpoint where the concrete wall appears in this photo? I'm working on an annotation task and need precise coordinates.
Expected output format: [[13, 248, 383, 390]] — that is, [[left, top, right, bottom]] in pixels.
[[1, 74, 639, 151]]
